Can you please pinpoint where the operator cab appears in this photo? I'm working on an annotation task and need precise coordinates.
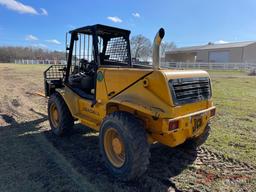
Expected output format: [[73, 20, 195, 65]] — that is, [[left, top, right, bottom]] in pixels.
[[65, 24, 132, 100]]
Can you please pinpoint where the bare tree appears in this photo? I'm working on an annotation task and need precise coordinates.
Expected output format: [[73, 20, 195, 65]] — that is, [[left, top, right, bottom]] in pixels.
[[160, 42, 176, 57], [130, 35, 152, 60]]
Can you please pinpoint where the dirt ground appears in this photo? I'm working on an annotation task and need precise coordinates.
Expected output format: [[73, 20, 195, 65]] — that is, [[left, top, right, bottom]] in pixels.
[[0, 64, 255, 192]]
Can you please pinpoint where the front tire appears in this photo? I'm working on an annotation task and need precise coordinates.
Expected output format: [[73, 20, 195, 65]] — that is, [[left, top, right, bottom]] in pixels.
[[48, 93, 74, 136], [99, 112, 150, 181]]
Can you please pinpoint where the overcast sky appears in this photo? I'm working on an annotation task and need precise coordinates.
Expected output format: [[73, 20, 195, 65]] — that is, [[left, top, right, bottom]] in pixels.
[[1, 0, 256, 50]]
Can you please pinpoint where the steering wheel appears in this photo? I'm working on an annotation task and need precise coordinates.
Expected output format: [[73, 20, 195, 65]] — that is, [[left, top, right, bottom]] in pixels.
[[79, 59, 95, 76]]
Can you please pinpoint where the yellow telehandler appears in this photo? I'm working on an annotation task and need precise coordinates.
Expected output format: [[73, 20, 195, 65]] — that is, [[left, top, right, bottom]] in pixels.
[[44, 24, 216, 180]]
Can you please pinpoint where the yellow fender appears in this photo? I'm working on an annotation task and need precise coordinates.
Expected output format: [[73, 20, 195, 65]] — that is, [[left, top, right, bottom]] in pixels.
[[106, 78, 173, 119]]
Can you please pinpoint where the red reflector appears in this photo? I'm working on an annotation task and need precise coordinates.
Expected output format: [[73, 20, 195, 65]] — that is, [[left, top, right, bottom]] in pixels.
[[210, 108, 216, 117], [169, 120, 179, 131]]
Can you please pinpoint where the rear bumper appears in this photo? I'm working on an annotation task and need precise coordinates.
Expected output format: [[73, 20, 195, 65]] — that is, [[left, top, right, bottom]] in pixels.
[[151, 106, 216, 147]]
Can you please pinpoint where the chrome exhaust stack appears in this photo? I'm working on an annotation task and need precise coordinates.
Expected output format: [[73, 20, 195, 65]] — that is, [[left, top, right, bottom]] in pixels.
[[152, 28, 165, 70]]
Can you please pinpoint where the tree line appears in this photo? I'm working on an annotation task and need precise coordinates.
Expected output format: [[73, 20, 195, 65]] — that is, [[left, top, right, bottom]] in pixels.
[[0, 35, 175, 63], [0, 46, 66, 63]]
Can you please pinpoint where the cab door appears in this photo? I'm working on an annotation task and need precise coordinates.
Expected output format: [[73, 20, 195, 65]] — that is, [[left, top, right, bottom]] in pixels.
[[65, 31, 101, 129]]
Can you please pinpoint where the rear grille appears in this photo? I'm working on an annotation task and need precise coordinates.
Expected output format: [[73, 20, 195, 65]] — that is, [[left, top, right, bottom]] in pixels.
[[169, 77, 211, 105]]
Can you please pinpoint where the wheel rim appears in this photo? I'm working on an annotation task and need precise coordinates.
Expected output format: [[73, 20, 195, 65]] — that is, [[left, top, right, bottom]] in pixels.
[[104, 128, 125, 168], [50, 103, 59, 128]]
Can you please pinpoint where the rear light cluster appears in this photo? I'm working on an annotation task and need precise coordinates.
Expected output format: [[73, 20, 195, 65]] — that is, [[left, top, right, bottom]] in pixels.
[[169, 120, 179, 131], [168, 108, 215, 132]]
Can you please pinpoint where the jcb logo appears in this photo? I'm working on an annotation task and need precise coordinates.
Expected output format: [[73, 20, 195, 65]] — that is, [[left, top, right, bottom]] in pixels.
[[83, 107, 100, 116]]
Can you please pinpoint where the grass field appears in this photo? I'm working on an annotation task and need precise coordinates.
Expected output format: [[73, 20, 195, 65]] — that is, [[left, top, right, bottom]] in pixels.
[[0, 63, 255, 191], [207, 70, 256, 165]]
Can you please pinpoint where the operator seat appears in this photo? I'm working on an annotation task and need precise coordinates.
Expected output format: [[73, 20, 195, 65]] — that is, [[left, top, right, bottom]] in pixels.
[[68, 59, 94, 94]]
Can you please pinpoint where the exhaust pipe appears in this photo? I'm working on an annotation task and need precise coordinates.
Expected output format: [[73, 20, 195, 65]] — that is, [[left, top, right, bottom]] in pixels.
[[152, 28, 165, 70]]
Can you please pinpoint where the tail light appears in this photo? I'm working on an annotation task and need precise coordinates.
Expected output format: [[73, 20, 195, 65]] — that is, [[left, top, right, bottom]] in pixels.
[[169, 120, 179, 131]]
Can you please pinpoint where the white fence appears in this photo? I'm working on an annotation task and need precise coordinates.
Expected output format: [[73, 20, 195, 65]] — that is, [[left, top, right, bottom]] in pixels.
[[161, 62, 256, 70], [14, 59, 67, 65], [12, 59, 256, 71]]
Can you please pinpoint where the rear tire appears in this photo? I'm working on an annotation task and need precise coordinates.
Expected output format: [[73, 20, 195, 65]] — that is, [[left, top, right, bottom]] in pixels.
[[48, 93, 74, 136], [99, 112, 150, 181]]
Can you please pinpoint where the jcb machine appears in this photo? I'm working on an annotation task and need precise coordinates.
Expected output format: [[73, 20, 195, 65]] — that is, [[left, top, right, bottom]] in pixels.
[[44, 24, 216, 180]]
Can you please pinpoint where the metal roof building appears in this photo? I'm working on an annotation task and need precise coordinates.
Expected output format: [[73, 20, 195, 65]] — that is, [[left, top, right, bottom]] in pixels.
[[165, 41, 256, 63]]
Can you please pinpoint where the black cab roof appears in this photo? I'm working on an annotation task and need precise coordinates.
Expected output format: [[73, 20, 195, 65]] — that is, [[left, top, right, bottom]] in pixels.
[[69, 24, 130, 37]]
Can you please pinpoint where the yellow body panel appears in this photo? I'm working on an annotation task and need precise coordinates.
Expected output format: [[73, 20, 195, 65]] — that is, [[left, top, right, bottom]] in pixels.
[[59, 67, 216, 148], [104, 68, 152, 97]]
